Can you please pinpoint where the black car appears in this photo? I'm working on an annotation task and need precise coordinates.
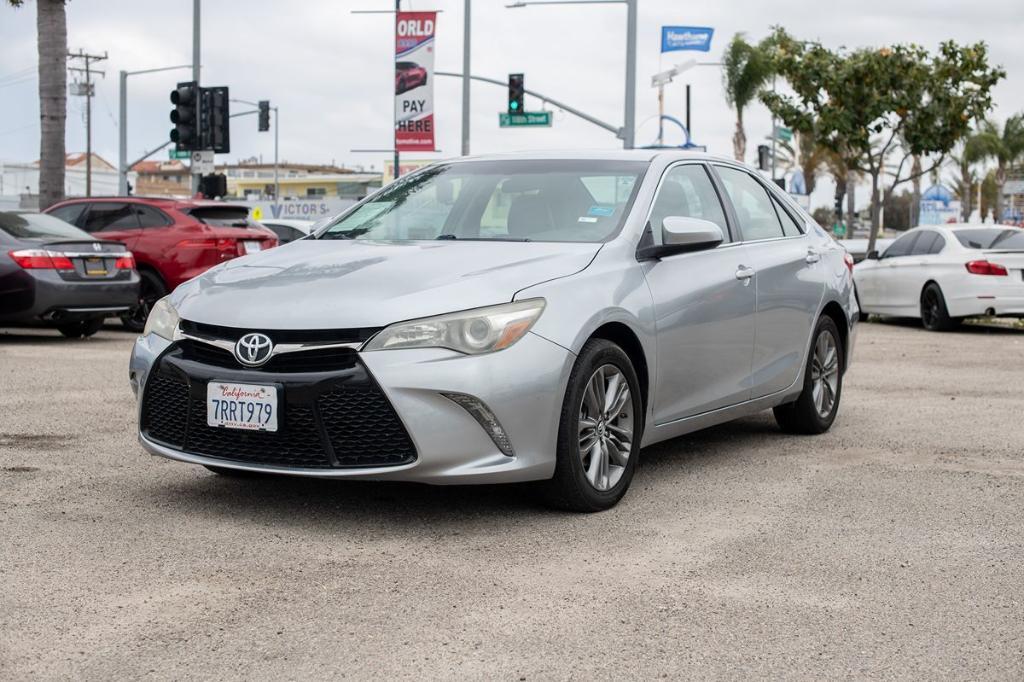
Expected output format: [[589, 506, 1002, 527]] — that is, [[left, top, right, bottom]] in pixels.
[[0, 211, 140, 337]]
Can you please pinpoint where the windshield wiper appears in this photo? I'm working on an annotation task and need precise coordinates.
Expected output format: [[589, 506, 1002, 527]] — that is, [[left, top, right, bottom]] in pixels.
[[435, 235, 532, 242]]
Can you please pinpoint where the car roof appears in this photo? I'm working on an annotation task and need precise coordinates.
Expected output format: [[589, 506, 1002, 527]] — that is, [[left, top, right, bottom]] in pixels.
[[443, 149, 736, 165], [51, 196, 249, 210]]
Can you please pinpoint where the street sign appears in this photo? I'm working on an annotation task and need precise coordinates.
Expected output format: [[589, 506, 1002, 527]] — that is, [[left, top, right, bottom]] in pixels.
[[499, 111, 552, 127], [190, 150, 214, 174], [168, 149, 190, 160], [775, 126, 793, 142]]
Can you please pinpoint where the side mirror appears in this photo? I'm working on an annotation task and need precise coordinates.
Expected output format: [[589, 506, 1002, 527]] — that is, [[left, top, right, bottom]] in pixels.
[[638, 217, 724, 260], [866, 250, 880, 260]]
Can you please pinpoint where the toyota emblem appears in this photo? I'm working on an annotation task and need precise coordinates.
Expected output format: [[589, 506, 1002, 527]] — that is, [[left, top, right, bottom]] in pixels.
[[234, 333, 274, 367]]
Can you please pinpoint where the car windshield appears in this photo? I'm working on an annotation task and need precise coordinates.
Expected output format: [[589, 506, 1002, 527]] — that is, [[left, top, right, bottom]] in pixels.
[[954, 228, 1024, 250], [0, 211, 93, 240], [317, 160, 646, 243]]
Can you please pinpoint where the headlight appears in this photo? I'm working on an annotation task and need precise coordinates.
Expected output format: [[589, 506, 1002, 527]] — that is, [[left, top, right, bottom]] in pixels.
[[143, 297, 180, 340], [363, 299, 545, 355]]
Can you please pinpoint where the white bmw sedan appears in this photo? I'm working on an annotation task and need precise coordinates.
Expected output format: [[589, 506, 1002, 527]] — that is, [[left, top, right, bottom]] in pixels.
[[854, 224, 1024, 330]]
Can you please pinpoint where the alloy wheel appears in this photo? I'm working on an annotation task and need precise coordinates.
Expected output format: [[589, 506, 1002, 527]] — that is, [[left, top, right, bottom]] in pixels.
[[810, 331, 840, 418], [578, 364, 634, 492], [922, 289, 940, 328]]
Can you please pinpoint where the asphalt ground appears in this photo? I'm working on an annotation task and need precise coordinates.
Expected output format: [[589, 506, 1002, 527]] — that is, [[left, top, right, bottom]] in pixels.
[[1, 319, 1022, 679]]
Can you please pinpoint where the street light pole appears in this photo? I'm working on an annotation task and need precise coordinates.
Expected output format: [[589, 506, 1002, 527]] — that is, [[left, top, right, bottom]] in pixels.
[[506, 0, 637, 149], [274, 106, 279, 201], [192, 0, 202, 194], [461, 0, 471, 156]]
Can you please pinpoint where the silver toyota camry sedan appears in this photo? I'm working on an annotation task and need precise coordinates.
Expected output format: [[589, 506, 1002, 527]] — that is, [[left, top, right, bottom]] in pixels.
[[130, 151, 857, 511]]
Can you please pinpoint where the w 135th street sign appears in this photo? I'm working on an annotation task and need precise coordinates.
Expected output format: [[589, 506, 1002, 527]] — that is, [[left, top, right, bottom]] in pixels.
[[499, 112, 552, 127]]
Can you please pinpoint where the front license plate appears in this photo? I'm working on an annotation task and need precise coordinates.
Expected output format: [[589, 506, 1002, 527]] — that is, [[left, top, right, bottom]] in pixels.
[[207, 382, 278, 432], [84, 257, 108, 275], [242, 240, 262, 254]]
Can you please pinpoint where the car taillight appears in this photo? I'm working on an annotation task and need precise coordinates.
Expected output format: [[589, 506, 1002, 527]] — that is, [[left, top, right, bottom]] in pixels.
[[114, 253, 136, 269], [965, 260, 1007, 276], [8, 249, 74, 270], [843, 251, 855, 274], [176, 238, 242, 258]]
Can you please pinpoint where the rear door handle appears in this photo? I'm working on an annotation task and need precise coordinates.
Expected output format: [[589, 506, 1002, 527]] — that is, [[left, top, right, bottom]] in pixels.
[[805, 248, 821, 264], [735, 265, 755, 281]]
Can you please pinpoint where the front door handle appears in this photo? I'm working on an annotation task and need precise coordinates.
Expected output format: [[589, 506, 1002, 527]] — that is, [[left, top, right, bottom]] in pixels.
[[735, 265, 755, 281], [805, 248, 821, 264]]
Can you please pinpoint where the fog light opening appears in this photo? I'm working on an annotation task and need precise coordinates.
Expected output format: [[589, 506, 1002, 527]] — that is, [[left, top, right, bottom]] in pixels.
[[442, 392, 514, 457]]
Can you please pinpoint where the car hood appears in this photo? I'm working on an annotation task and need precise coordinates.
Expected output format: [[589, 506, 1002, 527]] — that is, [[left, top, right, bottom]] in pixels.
[[171, 239, 601, 329]]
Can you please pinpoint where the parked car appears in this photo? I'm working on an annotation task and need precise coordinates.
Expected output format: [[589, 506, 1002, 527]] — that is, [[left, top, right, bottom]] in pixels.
[[45, 197, 277, 331], [130, 152, 857, 511], [260, 218, 314, 244], [839, 237, 894, 263], [854, 224, 1024, 330], [0, 211, 139, 338], [395, 61, 428, 94]]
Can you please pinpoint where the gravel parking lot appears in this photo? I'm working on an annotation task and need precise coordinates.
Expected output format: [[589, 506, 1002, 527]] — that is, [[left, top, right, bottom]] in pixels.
[[1, 320, 1023, 679]]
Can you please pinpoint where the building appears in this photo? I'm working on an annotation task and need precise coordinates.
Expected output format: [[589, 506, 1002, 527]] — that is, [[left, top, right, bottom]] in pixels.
[[131, 160, 191, 196], [220, 161, 382, 201], [0, 152, 130, 210]]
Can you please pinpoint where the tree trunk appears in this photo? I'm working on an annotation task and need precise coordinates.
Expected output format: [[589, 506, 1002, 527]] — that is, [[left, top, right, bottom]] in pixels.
[[910, 156, 922, 228], [732, 110, 746, 162], [866, 170, 881, 255], [36, 0, 67, 211], [847, 182, 856, 234], [994, 164, 1006, 224], [960, 159, 973, 221]]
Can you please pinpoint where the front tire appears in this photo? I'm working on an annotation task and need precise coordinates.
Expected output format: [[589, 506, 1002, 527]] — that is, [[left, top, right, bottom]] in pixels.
[[121, 270, 166, 333], [542, 339, 643, 512], [920, 283, 960, 332], [774, 316, 843, 434]]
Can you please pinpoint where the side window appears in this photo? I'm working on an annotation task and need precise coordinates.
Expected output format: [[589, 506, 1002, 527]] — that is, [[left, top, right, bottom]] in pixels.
[[648, 164, 729, 242], [715, 166, 785, 241], [929, 234, 946, 254], [135, 205, 170, 228], [267, 224, 303, 243], [48, 203, 87, 227], [81, 203, 139, 233], [911, 231, 937, 255], [882, 232, 919, 259], [771, 196, 805, 236]]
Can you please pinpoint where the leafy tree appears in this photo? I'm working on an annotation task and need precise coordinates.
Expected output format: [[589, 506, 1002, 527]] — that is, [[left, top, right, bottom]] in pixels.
[[970, 115, 1024, 222], [762, 28, 1004, 252], [9, 0, 67, 210], [722, 33, 773, 162]]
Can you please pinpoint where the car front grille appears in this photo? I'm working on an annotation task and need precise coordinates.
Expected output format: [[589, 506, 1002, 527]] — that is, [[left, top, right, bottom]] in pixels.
[[178, 339, 359, 373], [141, 343, 417, 470]]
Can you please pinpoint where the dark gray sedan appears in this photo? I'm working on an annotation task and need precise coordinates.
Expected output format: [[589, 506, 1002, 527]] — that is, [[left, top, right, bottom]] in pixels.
[[0, 211, 139, 337]]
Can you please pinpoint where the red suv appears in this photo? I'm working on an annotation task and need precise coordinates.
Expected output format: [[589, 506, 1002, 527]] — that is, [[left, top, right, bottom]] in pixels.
[[45, 197, 277, 330]]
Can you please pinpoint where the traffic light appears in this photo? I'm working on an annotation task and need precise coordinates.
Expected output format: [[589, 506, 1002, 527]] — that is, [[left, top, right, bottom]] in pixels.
[[507, 74, 524, 114], [200, 173, 228, 199], [258, 101, 270, 132], [170, 81, 199, 151], [834, 195, 844, 221], [757, 144, 770, 171], [204, 86, 230, 154]]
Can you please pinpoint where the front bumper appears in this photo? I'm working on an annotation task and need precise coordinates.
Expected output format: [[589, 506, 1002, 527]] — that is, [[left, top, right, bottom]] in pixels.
[[130, 331, 576, 484]]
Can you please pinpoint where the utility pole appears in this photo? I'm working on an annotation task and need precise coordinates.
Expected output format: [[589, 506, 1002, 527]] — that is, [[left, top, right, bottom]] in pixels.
[[461, 0, 471, 156], [192, 0, 202, 193], [623, 0, 636, 150], [273, 105, 279, 201], [67, 49, 107, 197]]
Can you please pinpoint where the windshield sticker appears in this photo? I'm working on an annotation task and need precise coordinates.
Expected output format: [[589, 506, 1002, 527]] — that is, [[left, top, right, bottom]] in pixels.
[[578, 216, 599, 223], [587, 205, 615, 217]]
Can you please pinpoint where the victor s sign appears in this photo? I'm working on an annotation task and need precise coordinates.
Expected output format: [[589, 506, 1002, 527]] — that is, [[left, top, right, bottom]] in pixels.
[[395, 11, 436, 152]]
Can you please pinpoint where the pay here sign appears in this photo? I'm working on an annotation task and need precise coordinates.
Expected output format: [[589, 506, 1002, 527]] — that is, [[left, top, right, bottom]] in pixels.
[[395, 11, 436, 152]]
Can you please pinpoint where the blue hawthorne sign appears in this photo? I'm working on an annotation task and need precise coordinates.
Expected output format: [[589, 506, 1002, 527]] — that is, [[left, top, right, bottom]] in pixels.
[[661, 26, 714, 53], [499, 111, 552, 127]]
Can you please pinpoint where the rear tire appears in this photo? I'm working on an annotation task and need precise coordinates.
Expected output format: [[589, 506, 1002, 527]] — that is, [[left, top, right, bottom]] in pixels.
[[920, 283, 960, 332], [774, 316, 843, 435], [121, 270, 166, 333], [541, 339, 643, 512], [57, 318, 104, 338]]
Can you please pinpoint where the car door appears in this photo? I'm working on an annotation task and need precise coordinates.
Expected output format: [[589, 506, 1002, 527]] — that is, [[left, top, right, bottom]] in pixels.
[[641, 162, 756, 424], [871, 231, 920, 313], [79, 202, 143, 249], [713, 165, 825, 399]]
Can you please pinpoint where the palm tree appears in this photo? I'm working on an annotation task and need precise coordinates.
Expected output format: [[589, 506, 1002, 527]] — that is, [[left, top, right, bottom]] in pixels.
[[722, 33, 773, 163], [971, 114, 1024, 223], [950, 132, 987, 221], [9, 0, 67, 210]]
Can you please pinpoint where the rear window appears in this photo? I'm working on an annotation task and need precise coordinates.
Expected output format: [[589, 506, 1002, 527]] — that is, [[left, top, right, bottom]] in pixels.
[[0, 211, 93, 240], [187, 206, 255, 227], [954, 228, 1024, 250]]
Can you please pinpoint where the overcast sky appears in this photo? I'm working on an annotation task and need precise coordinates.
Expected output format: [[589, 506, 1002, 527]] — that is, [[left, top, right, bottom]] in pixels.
[[1, 0, 1022, 206]]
